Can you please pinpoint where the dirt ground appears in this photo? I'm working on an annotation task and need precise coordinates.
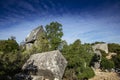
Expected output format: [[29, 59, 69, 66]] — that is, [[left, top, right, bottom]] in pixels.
[[89, 69, 120, 80]]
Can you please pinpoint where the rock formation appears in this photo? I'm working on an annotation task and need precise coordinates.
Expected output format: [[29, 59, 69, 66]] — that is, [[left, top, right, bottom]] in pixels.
[[25, 26, 46, 50], [92, 43, 107, 69], [93, 50, 102, 69], [92, 43, 108, 53], [22, 50, 67, 80]]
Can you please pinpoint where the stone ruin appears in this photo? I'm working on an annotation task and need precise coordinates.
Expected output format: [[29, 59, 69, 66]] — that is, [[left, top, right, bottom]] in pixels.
[[25, 26, 46, 50], [22, 50, 67, 80], [93, 50, 102, 69], [92, 43, 108, 69], [92, 43, 108, 53]]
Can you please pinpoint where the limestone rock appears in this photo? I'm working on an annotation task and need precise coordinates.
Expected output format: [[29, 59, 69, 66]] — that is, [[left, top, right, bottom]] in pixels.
[[25, 26, 45, 43], [22, 50, 67, 80], [92, 43, 108, 53], [94, 50, 102, 61], [25, 26, 45, 50], [92, 50, 102, 69], [92, 43, 108, 69], [94, 62, 101, 69]]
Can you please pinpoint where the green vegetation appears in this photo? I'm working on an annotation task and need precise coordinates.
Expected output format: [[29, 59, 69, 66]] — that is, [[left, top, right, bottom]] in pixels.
[[91, 41, 105, 45], [108, 43, 120, 54], [33, 26, 49, 53], [45, 22, 63, 50], [112, 55, 120, 68], [0, 38, 19, 53], [0, 37, 25, 79], [99, 49, 108, 57], [0, 22, 120, 80], [97, 46, 115, 71], [108, 43, 120, 68], [101, 57, 115, 70], [62, 39, 95, 79]]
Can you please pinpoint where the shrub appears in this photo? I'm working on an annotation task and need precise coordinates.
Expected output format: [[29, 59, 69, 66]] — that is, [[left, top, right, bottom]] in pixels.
[[62, 39, 95, 79], [112, 55, 120, 68], [101, 57, 115, 70], [77, 67, 95, 79], [108, 43, 120, 54]]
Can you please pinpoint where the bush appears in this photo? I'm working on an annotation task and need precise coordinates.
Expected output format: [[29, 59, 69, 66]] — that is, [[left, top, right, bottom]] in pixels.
[[0, 39, 19, 53], [0, 39, 26, 79], [77, 67, 95, 79], [108, 43, 120, 54], [99, 49, 107, 57], [101, 57, 115, 70], [112, 55, 120, 68], [62, 39, 95, 79], [0, 52, 24, 79]]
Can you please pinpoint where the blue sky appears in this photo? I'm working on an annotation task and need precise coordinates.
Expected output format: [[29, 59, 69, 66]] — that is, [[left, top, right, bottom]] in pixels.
[[0, 0, 120, 44]]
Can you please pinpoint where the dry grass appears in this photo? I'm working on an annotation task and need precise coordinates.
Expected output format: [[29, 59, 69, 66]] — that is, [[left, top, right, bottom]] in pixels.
[[89, 69, 120, 80]]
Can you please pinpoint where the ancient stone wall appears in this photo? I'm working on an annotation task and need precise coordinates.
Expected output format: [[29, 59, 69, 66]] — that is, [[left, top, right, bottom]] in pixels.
[[92, 43, 108, 53]]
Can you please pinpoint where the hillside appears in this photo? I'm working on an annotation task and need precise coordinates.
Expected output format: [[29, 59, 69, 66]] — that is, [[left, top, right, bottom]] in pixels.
[[0, 22, 120, 80]]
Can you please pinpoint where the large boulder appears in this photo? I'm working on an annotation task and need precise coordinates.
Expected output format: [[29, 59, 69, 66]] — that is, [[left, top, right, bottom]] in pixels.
[[22, 50, 67, 80], [25, 26, 46, 50], [92, 43, 108, 53]]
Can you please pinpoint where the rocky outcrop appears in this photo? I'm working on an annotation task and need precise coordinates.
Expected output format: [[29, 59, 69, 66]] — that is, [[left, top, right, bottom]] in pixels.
[[25, 26, 46, 50], [92, 43, 108, 53], [92, 50, 102, 69], [92, 43, 109, 69], [22, 50, 67, 80], [106, 52, 117, 59]]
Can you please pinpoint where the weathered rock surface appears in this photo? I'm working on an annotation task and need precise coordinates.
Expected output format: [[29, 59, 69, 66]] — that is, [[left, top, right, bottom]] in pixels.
[[22, 50, 67, 80], [25, 26, 45, 50], [92, 43, 108, 69], [92, 43, 108, 53], [93, 50, 102, 69]]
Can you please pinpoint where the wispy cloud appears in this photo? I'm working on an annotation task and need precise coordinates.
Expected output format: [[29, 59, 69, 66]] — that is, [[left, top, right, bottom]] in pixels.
[[0, 0, 120, 44], [59, 13, 120, 44]]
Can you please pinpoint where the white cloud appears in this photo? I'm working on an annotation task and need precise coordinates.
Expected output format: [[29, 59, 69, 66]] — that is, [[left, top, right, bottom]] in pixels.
[[0, 12, 120, 44]]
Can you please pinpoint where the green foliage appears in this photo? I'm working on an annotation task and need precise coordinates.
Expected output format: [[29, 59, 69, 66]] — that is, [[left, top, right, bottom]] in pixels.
[[112, 55, 120, 68], [34, 26, 49, 53], [0, 39, 19, 53], [91, 41, 105, 45], [0, 38, 27, 79], [45, 22, 63, 50], [108, 43, 120, 54], [91, 54, 100, 63], [98, 49, 107, 57], [100, 50, 107, 57], [63, 68, 77, 80], [62, 39, 95, 79], [23, 26, 50, 54], [107, 43, 120, 69], [0, 51, 28, 79], [101, 57, 115, 70], [3, 22, 120, 80], [77, 67, 95, 79]]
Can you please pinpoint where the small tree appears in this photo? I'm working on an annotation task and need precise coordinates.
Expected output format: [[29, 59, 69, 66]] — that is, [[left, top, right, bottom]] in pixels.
[[45, 22, 63, 50]]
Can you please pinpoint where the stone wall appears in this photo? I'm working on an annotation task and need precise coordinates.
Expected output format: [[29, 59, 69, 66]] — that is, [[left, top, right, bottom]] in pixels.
[[25, 26, 45, 50], [92, 43, 108, 53]]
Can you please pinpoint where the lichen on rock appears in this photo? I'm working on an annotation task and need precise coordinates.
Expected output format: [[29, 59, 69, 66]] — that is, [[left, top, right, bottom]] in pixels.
[[22, 50, 67, 80]]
